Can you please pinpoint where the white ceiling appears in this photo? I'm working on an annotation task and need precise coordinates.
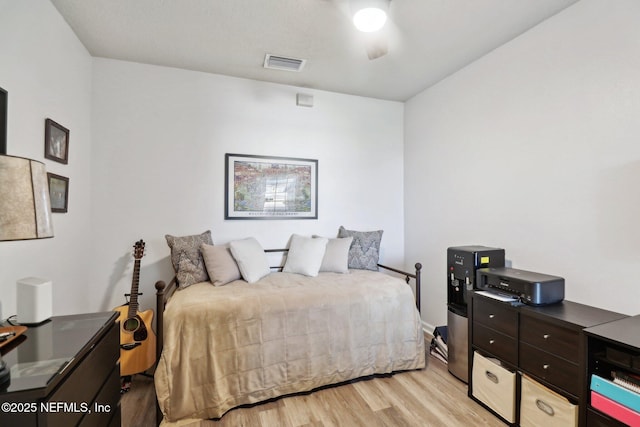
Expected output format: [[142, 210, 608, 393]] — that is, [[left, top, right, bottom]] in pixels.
[[50, 0, 578, 101]]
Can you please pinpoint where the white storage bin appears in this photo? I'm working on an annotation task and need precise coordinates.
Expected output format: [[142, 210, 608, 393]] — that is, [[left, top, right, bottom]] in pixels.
[[520, 375, 578, 427], [472, 351, 516, 423]]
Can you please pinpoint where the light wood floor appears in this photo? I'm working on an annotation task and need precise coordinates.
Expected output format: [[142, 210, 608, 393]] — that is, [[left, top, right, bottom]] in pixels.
[[121, 338, 503, 427]]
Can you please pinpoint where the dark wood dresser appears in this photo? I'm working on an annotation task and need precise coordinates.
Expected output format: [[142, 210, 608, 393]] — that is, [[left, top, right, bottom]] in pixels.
[[0, 311, 120, 427], [469, 292, 627, 426]]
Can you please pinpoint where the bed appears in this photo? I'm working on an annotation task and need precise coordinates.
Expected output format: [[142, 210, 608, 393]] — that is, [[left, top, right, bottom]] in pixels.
[[153, 231, 426, 426]]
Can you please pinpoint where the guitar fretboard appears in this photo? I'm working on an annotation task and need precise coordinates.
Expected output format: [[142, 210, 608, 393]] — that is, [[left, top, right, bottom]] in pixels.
[[127, 258, 141, 318]]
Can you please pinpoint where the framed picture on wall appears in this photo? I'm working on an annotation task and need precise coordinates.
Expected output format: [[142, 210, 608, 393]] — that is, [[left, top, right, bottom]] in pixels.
[[225, 153, 318, 220], [44, 118, 69, 164], [0, 86, 6, 155], [47, 173, 69, 213]]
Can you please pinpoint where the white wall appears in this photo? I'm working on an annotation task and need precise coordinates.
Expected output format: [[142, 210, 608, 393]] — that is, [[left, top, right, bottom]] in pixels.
[[405, 0, 640, 330], [90, 59, 406, 314], [0, 0, 93, 318], [0, 1, 404, 320]]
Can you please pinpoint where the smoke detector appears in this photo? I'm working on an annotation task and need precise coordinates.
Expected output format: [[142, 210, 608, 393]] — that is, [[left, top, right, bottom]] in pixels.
[[263, 54, 306, 72]]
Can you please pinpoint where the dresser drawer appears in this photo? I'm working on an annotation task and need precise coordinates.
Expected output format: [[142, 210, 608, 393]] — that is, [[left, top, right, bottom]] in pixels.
[[473, 298, 517, 337], [108, 405, 122, 427], [78, 364, 120, 427], [520, 315, 579, 363], [45, 321, 119, 427], [472, 351, 517, 423], [520, 375, 578, 427], [473, 322, 517, 365], [520, 342, 580, 396]]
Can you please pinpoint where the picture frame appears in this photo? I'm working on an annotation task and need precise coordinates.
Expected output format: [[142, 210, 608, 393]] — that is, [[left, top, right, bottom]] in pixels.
[[0, 86, 6, 155], [225, 153, 318, 220], [44, 118, 69, 164], [47, 173, 69, 213]]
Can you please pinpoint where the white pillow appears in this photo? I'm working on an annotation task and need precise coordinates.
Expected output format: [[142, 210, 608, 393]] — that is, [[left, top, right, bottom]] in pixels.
[[318, 236, 353, 273], [229, 237, 271, 283], [283, 234, 328, 277]]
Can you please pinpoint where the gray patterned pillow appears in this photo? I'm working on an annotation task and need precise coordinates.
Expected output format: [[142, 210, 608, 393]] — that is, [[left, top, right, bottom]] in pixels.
[[165, 230, 213, 288], [337, 226, 383, 271]]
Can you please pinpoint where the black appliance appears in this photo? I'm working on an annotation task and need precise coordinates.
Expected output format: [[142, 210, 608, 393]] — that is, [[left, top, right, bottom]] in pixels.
[[447, 245, 505, 383], [476, 267, 565, 306]]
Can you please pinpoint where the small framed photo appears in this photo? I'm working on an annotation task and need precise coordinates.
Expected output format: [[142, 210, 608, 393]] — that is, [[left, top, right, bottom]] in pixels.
[[47, 173, 69, 213], [44, 118, 69, 164]]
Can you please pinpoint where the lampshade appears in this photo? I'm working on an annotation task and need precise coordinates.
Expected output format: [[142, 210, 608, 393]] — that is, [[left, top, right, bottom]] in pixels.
[[352, 0, 390, 32], [0, 154, 54, 241]]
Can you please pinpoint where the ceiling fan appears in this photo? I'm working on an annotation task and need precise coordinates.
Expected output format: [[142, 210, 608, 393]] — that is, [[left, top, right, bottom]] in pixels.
[[349, 0, 392, 60], [264, 0, 392, 70]]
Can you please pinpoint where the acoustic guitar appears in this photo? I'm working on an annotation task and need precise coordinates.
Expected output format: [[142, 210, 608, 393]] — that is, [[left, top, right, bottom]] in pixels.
[[114, 239, 156, 377]]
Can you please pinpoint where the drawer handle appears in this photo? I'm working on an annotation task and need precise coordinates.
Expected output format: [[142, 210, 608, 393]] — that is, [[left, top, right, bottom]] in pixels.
[[57, 357, 75, 375], [489, 314, 495, 319], [489, 339, 495, 345], [543, 364, 550, 370], [543, 334, 550, 340], [535, 399, 555, 417], [485, 370, 499, 384]]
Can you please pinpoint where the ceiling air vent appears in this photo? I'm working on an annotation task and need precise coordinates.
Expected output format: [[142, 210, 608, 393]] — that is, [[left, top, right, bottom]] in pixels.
[[263, 54, 306, 72]]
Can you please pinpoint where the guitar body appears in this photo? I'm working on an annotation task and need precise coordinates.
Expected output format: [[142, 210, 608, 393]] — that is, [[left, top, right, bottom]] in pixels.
[[113, 239, 157, 378], [114, 305, 156, 376]]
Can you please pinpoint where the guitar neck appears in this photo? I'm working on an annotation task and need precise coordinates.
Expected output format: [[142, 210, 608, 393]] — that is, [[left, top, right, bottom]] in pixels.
[[128, 259, 141, 317]]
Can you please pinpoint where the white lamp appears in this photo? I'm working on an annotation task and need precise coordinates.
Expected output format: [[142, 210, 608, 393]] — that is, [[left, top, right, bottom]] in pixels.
[[352, 0, 390, 32], [0, 155, 54, 241]]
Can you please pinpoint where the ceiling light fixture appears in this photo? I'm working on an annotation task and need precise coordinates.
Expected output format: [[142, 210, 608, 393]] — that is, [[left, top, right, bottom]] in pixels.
[[352, 0, 390, 33]]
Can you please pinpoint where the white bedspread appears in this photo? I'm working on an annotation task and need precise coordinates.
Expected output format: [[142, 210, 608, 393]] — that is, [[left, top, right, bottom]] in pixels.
[[155, 270, 425, 425]]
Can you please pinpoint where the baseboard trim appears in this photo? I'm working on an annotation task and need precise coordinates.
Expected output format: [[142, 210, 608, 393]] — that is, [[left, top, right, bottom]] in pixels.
[[422, 320, 435, 338]]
